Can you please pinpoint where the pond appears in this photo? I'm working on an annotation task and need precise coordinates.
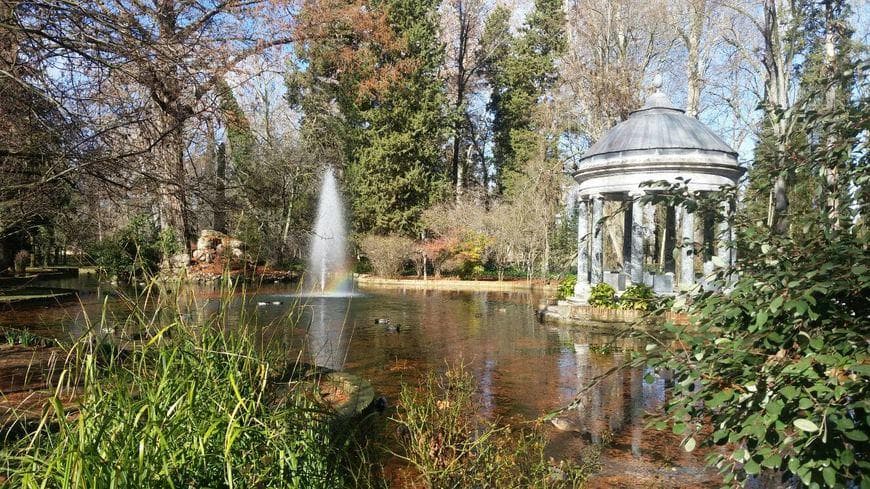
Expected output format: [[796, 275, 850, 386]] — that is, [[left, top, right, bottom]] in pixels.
[[0, 276, 719, 488]]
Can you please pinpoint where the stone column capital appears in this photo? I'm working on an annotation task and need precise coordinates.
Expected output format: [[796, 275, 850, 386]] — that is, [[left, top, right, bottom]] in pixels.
[[588, 193, 605, 201], [628, 189, 646, 198]]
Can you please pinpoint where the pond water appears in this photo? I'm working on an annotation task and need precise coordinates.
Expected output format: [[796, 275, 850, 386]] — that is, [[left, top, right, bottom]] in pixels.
[[0, 276, 719, 487]]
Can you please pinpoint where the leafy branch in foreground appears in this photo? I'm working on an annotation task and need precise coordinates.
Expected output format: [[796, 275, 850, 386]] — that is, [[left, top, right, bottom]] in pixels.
[[645, 226, 868, 488], [639, 59, 868, 488]]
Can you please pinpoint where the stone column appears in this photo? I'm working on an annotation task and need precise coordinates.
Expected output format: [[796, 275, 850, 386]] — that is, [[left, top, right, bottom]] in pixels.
[[574, 197, 591, 300], [590, 194, 604, 284], [628, 190, 645, 284], [717, 200, 733, 268], [680, 204, 695, 289]]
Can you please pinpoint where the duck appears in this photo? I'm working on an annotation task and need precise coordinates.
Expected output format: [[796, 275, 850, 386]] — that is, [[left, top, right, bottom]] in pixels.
[[374, 318, 391, 324], [373, 396, 388, 413], [384, 324, 403, 333]]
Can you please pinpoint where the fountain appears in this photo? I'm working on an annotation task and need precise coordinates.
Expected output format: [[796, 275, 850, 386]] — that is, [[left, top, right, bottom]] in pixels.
[[305, 166, 354, 296]]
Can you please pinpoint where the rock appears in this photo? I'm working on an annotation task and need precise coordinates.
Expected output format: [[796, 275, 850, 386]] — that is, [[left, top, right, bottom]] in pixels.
[[197, 229, 229, 251], [192, 229, 246, 264], [550, 416, 582, 433], [169, 253, 190, 269], [191, 249, 213, 263]]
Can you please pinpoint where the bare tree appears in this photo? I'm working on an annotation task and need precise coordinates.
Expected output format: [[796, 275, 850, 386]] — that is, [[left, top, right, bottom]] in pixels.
[[10, 0, 294, 261], [440, 0, 503, 200], [562, 0, 675, 141]]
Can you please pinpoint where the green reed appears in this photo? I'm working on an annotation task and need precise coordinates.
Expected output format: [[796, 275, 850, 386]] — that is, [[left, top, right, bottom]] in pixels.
[[0, 275, 367, 489]]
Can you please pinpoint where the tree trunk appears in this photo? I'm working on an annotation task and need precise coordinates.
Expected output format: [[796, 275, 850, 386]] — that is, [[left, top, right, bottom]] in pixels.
[[214, 142, 227, 233], [685, 0, 705, 118], [823, 0, 840, 226], [762, 0, 794, 235], [157, 115, 191, 259]]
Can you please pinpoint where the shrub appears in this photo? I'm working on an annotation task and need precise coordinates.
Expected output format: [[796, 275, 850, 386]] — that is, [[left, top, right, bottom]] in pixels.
[[646, 228, 870, 488], [556, 275, 577, 300], [455, 231, 491, 280], [87, 215, 166, 280], [358, 234, 414, 278], [618, 284, 655, 310], [393, 365, 600, 488], [588, 283, 616, 308]]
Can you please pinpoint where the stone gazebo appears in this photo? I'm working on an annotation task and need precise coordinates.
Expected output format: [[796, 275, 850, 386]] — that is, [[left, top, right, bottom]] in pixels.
[[572, 90, 744, 302]]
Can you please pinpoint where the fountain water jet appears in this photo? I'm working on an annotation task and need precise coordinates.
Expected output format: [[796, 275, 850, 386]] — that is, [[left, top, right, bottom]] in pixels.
[[305, 167, 354, 296]]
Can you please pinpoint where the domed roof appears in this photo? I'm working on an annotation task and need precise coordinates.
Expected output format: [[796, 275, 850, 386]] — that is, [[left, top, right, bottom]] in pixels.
[[580, 92, 737, 162]]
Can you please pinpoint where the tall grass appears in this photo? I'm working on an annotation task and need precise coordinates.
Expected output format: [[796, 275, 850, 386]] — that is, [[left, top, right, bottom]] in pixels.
[[0, 277, 370, 489]]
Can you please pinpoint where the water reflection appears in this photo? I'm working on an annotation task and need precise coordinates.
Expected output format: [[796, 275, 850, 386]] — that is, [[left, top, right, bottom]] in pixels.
[[2, 278, 678, 475], [305, 298, 351, 371]]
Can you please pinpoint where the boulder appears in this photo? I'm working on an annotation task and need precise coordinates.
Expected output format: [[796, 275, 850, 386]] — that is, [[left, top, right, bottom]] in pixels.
[[197, 229, 230, 252], [191, 229, 246, 264], [170, 253, 190, 269]]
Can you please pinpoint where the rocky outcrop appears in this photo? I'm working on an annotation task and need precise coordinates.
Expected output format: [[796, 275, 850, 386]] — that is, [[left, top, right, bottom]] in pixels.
[[191, 230, 245, 264]]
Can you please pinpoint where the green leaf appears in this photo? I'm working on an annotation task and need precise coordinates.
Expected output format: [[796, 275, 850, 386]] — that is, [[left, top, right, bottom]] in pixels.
[[841, 450, 854, 466], [793, 418, 819, 432], [683, 437, 696, 452], [744, 458, 760, 475], [762, 453, 782, 469], [765, 398, 784, 417], [770, 296, 784, 313], [845, 430, 868, 441], [781, 385, 799, 400], [788, 457, 800, 474], [755, 311, 769, 329], [822, 466, 836, 487]]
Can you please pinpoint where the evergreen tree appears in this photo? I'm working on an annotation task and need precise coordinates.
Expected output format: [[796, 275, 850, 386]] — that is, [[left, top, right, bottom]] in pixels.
[[744, 0, 863, 230], [347, 0, 450, 235], [483, 0, 565, 195]]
